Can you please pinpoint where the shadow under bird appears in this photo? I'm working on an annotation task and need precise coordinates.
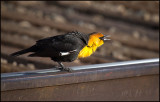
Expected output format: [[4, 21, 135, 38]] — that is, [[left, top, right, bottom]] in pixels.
[[10, 31, 110, 72]]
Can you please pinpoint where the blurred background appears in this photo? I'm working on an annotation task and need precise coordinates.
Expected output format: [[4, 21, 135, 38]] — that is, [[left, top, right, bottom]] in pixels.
[[1, 1, 159, 73]]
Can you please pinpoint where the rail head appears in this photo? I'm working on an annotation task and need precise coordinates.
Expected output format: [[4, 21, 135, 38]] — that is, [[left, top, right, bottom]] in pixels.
[[1, 58, 159, 91]]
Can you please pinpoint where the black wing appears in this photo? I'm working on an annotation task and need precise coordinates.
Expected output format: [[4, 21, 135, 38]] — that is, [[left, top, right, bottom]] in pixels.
[[29, 34, 85, 57]]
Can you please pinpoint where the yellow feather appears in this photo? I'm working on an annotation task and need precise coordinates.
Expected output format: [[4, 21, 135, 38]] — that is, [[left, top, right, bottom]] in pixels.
[[78, 33, 104, 58]]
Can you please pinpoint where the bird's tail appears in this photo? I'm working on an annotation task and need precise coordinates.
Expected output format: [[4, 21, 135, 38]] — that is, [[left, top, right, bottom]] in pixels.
[[10, 45, 37, 57]]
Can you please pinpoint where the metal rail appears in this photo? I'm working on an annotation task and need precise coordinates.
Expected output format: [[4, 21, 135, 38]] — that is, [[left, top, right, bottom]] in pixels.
[[1, 58, 159, 91]]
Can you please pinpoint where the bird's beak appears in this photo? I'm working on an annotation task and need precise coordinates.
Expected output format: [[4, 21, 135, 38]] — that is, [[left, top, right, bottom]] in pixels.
[[100, 35, 111, 41]]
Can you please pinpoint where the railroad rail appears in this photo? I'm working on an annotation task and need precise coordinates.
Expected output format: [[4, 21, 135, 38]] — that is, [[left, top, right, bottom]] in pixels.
[[1, 58, 159, 101]]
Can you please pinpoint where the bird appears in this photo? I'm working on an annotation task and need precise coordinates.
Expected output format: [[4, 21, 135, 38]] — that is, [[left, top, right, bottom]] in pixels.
[[10, 31, 110, 72]]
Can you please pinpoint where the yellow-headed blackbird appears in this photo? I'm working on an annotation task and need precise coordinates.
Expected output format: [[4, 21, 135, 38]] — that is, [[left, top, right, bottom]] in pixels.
[[11, 31, 110, 72]]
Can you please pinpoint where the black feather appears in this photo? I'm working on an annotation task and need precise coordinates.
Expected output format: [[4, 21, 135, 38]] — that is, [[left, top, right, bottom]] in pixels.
[[10, 45, 38, 57]]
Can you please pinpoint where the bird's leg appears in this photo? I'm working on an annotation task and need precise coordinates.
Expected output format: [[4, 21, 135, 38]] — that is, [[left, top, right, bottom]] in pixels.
[[57, 62, 65, 70], [57, 62, 72, 72]]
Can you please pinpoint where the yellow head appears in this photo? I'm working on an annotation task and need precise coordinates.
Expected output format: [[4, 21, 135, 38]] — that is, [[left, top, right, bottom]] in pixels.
[[78, 32, 110, 58], [88, 33, 105, 47]]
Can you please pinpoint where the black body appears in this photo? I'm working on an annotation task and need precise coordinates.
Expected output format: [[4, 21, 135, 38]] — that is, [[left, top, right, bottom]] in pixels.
[[11, 31, 89, 62]]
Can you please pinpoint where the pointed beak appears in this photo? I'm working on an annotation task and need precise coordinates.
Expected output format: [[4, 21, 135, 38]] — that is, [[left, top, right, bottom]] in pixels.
[[100, 35, 111, 41]]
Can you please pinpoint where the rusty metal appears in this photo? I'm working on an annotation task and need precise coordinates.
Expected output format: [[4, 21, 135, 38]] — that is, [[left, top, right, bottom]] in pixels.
[[1, 58, 159, 101]]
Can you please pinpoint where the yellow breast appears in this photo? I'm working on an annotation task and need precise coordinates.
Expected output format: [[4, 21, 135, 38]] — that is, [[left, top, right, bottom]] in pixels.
[[78, 33, 104, 58], [78, 46, 95, 58]]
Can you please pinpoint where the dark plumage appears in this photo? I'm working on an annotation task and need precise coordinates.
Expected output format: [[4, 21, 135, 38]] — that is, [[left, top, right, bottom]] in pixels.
[[11, 31, 109, 72], [11, 31, 89, 71]]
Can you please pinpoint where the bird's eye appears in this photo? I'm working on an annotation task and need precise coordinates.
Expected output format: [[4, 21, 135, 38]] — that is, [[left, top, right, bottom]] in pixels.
[[99, 36, 104, 40]]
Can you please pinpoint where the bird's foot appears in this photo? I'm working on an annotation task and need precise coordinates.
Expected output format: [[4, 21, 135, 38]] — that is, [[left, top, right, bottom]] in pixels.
[[56, 62, 72, 72], [59, 67, 73, 72]]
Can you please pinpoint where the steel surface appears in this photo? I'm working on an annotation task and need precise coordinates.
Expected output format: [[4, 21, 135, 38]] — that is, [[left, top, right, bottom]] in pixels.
[[1, 58, 159, 101]]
